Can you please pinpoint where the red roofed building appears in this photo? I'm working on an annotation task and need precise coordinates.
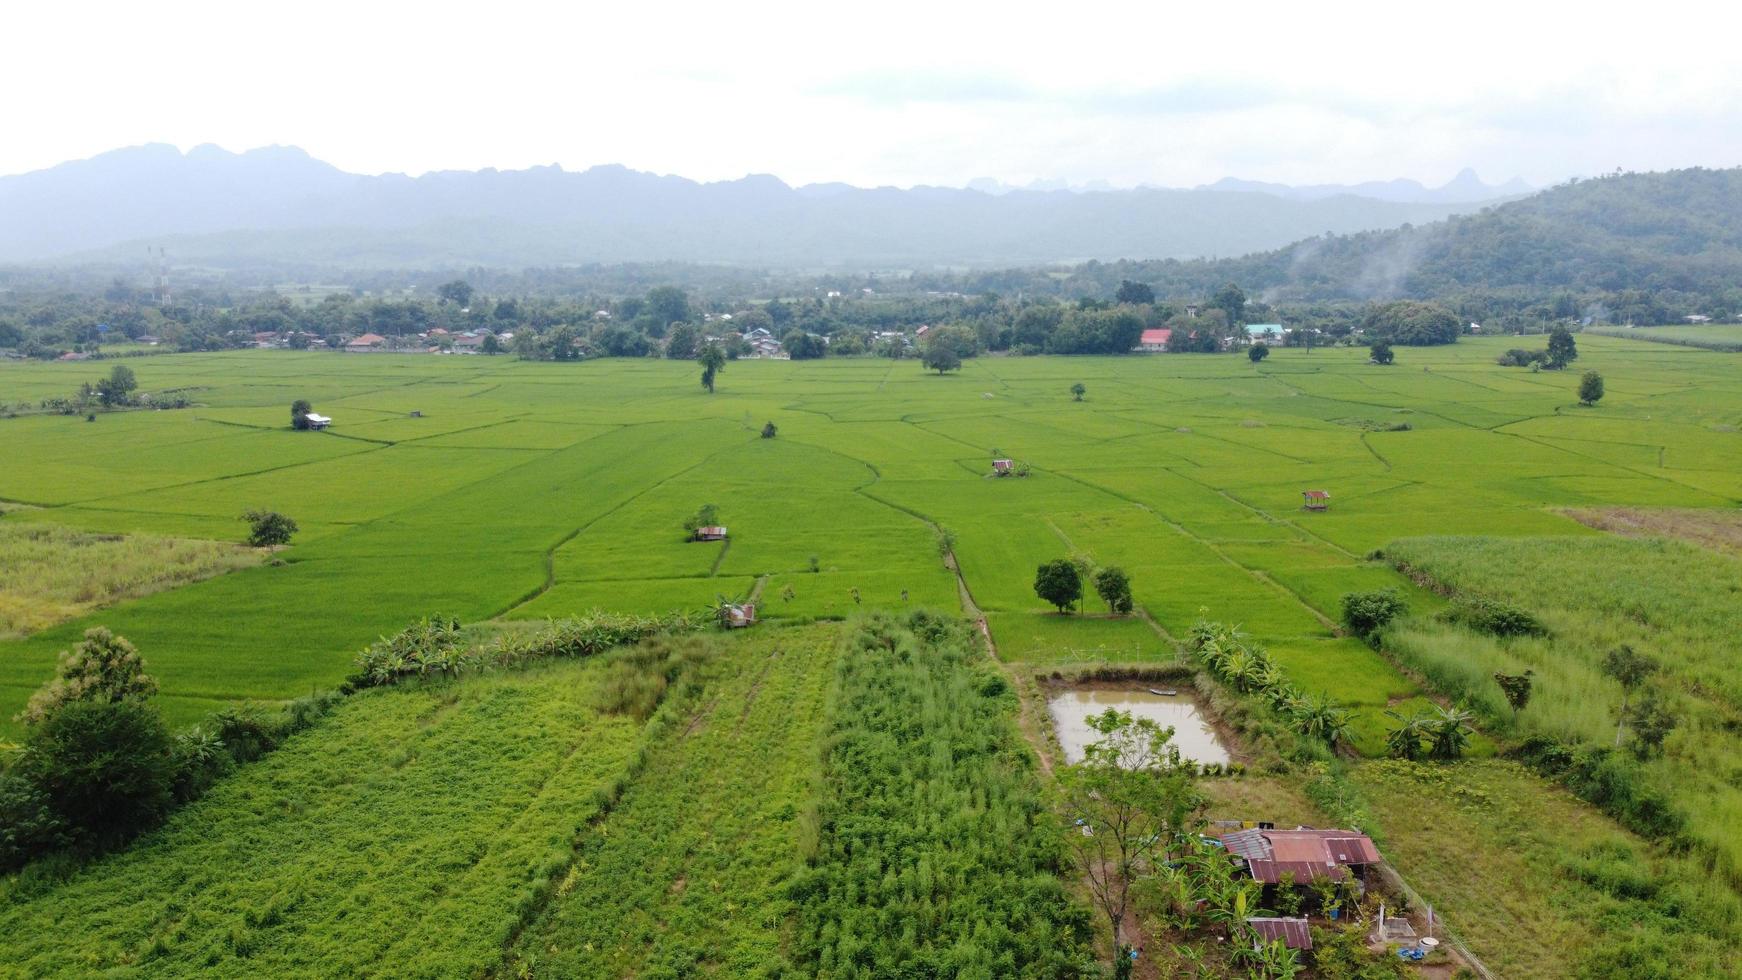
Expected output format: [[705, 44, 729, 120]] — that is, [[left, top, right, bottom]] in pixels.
[[345, 333, 387, 352], [1136, 328, 1172, 352], [1218, 827, 1381, 884]]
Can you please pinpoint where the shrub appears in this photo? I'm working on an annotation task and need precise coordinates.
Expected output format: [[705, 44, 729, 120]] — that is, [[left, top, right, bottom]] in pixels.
[[170, 726, 233, 801], [18, 698, 175, 844], [350, 614, 467, 688], [1341, 589, 1407, 640], [1449, 596, 1546, 637], [1580, 370, 1605, 406], [17, 626, 157, 726], [0, 773, 67, 872]]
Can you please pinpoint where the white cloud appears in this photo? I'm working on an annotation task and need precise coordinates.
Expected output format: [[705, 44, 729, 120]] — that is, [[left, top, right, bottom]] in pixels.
[[5, 0, 1741, 188]]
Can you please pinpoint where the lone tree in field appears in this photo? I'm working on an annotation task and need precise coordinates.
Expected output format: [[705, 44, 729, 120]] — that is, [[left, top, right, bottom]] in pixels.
[[290, 399, 313, 430], [922, 345, 961, 374], [95, 365, 137, 407], [1093, 566, 1134, 615], [760, 421, 777, 439], [242, 509, 298, 550], [1369, 340, 1395, 365], [1034, 558, 1083, 613], [1579, 370, 1605, 406], [1546, 326, 1578, 369], [1060, 709, 1203, 974], [17, 627, 157, 727], [1070, 382, 1086, 402], [1248, 342, 1270, 363], [1494, 669, 1534, 721], [698, 342, 726, 393], [1603, 645, 1659, 747]]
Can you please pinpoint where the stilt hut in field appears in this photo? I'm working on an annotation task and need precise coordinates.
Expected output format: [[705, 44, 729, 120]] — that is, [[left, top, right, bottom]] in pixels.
[[992, 459, 1014, 476], [1300, 490, 1330, 511], [721, 602, 756, 628], [693, 525, 729, 542]]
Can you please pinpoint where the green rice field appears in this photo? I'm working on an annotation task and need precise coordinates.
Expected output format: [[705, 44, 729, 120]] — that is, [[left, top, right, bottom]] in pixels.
[[7, 335, 1737, 738], [7, 334, 1742, 976]]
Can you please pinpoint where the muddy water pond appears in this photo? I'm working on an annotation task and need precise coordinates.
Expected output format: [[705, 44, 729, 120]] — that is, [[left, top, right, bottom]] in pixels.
[[1048, 688, 1231, 766]]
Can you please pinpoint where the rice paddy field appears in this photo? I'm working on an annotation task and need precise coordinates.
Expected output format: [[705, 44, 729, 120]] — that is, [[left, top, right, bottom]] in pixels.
[[1586, 322, 1742, 350], [6, 334, 1742, 976]]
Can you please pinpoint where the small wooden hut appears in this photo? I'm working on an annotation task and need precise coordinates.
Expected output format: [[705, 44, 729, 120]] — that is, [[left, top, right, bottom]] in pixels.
[[1300, 490, 1330, 511], [992, 459, 1014, 476], [723, 603, 757, 628], [693, 525, 729, 542]]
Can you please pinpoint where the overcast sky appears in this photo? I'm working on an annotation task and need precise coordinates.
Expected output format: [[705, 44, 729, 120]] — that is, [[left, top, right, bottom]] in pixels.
[[8, 0, 1740, 189]]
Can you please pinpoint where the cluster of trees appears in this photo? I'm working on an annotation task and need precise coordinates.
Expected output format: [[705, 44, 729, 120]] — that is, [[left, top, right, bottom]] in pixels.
[[1033, 558, 1134, 614]]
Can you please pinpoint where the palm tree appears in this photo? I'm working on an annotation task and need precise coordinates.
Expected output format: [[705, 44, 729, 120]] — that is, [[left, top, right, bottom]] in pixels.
[[1384, 710, 1428, 760], [1291, 694, 1353, 748], [1428, 705, 1475, 760]]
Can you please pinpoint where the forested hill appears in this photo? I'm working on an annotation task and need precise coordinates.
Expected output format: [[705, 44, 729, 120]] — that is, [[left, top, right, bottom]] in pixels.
[[972, 168, 1742, 320], [0, 144, 1491, 269]]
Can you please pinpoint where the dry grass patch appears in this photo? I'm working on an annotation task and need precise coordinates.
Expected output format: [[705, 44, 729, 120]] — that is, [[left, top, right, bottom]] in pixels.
[[1566, 506, 1742, 556], [0, 522, 259, 638]]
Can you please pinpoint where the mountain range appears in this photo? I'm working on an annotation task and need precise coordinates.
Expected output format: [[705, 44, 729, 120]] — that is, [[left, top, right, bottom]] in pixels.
[[0, 144, 1526, 271], [964, 169, 1529, 204]]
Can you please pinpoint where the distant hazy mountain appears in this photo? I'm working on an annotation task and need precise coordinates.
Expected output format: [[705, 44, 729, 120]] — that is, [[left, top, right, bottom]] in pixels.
[[1199, 168, 1532, 205], [0, 144, 1515, 270]]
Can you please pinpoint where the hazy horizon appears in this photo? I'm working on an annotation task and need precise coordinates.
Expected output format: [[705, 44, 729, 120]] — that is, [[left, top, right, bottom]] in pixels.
[[0, 141, 1537, 194], [9, 1, 1741, 190]]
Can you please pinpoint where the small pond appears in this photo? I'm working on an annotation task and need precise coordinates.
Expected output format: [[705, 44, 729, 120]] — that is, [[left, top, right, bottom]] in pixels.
[[1048, 687, 1232, 766]]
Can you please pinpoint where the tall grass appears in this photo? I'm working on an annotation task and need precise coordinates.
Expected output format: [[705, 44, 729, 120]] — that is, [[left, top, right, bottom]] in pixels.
[[1385, 534, 1742, 886], [0, 523, 257, 638]]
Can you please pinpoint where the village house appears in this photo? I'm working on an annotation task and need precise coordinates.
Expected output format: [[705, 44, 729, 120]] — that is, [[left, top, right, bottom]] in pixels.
[[1216, 826, 1381, 886], [345, 332, 387, 353], [1136, 328, 1171, 352]]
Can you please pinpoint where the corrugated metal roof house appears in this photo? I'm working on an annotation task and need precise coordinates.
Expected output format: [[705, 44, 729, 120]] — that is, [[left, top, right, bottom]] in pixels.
[[1218, 827, 1380, 884]]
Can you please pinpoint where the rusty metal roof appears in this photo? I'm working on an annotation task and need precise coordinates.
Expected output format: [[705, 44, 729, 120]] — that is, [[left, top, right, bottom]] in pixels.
[[1215, 827, 1379, 883], [1247, 917, 1313, 950]]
